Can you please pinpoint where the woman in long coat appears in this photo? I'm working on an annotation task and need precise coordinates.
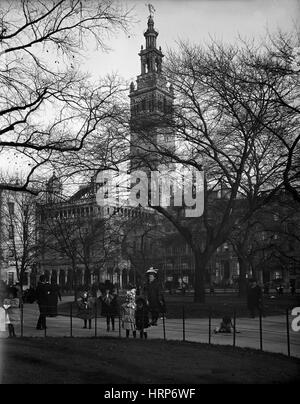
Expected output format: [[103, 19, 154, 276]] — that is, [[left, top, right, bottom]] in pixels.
[[144, 268, 166, 326]]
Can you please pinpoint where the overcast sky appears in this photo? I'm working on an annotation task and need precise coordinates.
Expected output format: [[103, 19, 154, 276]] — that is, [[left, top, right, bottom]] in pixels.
[[83, 0, 300, 82]]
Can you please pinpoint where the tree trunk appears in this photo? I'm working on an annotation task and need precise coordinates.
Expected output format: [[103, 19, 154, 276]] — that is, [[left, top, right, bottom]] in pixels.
[[72, 262, 78, 302], [238, 256, 248, 297], [194, 251, 206, 303]]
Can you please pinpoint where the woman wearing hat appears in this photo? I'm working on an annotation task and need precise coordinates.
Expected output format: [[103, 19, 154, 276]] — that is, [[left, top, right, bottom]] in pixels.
[[144, 268, 166, 326]]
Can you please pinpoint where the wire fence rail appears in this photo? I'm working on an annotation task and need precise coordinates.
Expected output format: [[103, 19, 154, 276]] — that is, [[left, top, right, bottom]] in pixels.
[[2, 303, 300, 359]]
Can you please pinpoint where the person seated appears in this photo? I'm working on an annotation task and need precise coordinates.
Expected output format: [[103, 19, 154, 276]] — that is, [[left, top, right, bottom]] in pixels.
[[214, 316, 236, 334]]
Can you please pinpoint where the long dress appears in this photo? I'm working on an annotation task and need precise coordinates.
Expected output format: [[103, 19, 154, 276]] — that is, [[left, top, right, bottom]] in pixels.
[[3, 298, 20, 325], [121, 303, 136, 331]]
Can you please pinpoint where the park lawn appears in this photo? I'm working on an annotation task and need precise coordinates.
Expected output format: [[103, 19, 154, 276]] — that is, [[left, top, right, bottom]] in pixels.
[[58, 293, 300, 319], [1, 337, 299, 384]]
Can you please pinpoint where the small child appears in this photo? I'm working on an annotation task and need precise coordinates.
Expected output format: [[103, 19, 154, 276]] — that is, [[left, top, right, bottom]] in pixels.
[[121, 289, 136, 338], [3, 287, 20, 338], [135, 297, 150, 339], [214, 316, 235, 334], [77, 291, 95, 329]]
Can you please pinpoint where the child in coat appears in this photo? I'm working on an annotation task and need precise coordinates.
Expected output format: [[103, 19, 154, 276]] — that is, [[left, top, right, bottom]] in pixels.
[[77, 291, 96, 329], [135, 297, 150, 339], [3, 287, 20, 337], [121, 288, 136, 338]]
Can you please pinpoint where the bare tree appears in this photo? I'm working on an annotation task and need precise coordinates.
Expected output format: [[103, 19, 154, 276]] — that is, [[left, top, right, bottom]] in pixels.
[[237, 30, 300, 202], [129, 38, 287, 302], [0, 190, 37, 293], [0, 0, 131, 193], [38, 196, 127, 300]]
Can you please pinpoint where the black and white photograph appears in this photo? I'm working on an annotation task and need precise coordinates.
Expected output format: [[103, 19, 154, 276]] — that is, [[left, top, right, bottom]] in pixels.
[[0, 0, 299, 387]]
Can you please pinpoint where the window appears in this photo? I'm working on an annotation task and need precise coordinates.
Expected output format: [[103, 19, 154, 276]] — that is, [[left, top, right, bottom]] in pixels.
[[8, 247, 14, 258], [8, 272, 14, 285], [8, 225, 14, 239], [8, 202, 14, 215]]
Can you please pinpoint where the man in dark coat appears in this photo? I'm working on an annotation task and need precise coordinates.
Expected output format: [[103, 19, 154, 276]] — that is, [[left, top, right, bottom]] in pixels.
[[247, 279, 264, 318], [144, 268, 165, 326], [36, 275, 51, 330], [100, 285, 119, 332]]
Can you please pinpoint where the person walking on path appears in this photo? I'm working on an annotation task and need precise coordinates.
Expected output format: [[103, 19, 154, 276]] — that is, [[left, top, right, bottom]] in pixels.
[[121, 287, 137, 338], [36, 275, 51, 330], [144, 268, 166, 326], [135, 296, 150, 339], [77, 290, 96, 329], [3, 286, 20, 337], [247, 278, 264, 318], [100, 285, 118, 332], [48, 278, 62, 317]]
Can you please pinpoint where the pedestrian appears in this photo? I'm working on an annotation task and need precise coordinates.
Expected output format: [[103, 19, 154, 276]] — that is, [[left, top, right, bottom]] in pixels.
[[77, 290, 96, 329], [247, 278, 264, 318], [121, 287, 136, 338], [3, 286, 20, 337], [135, 296, 150, 339], [36, 274, 51, 330], [144, 268, 166, 326], [100, 285, 118, 332], [48, 278, 62, 317]]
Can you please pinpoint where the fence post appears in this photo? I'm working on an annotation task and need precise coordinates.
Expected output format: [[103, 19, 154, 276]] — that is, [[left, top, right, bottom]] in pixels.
[[44, 309, 47, 338], [182, 306, 186, 342], [20, 302, 24, 338], [208, 307, 211, 345], [162, 313, 166, 341], [70, 302, 73, 338], [94, 302, 98, 338], [286, 308, 291, 358], [259, 310, 263, 351], [233, 308, 236, 348]]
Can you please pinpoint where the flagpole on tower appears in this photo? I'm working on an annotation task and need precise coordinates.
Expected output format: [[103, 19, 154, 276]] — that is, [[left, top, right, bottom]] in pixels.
[[146, 3, 156, 17]]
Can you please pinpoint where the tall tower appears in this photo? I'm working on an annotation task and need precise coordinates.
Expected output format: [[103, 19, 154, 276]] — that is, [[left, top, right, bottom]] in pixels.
[[129, 15, 175, 171]]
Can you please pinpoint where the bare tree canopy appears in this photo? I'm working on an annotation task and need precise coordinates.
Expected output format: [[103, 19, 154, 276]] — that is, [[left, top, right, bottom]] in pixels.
[[0, 0, 131, 193], [128, 30, 299, 301]]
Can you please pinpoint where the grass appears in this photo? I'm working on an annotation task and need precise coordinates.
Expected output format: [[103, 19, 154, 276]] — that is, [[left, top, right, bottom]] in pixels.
[[58, 292, 300, 319], [1, 337, 299, 384]]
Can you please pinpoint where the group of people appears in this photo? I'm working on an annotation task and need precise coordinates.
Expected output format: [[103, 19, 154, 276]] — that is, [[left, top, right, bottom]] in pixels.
[[77, 267, 166, 339]]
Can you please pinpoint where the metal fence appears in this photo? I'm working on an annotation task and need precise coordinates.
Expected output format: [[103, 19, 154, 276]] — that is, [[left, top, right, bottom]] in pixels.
[[8, 302, 298, 359]]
